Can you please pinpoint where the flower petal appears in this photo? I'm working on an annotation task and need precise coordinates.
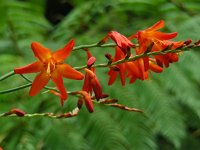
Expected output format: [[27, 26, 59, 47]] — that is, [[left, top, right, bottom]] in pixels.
[[14, 61, 43, 74], [83, 93, 94, 113], [154, 32, 177, 40], [118, 65, 126, 86], [51, 72, 68, 106], [77, 91, 94, 113], [31, 42, 52, 62], [126, 62, 140, 78], [168, 53, 179, 62], [91, 75, 103, 100], [149, 62, 163, 73], [58, 64, 84, 80], [108, 69, 117, 85], [53, 39, 74, 62], [82, 72, 92, 94], [146, 20, 165, 31], [138, 58, 147, 80], [29, 71, 50, 96]]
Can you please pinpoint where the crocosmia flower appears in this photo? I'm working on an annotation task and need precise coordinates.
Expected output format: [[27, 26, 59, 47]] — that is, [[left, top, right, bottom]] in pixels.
[[108, 46, 163, 86], [14, 39, 84, 105], [130, 20, 185, 67]]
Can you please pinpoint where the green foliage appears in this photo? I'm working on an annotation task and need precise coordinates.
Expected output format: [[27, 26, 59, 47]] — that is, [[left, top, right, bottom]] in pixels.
[[0, 0, 200, 150]]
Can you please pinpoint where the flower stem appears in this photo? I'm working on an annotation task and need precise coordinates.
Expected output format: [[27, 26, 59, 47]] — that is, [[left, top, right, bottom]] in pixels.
[[20, 74, 58, 92], [73, 42, 116, 51], [0, 83, 32, 94], [0, 107, 80, 119], [0, 71, 15, 81]]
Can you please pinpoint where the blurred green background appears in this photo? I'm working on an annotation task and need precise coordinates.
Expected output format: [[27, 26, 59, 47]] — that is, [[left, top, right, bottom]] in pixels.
[[0, 0, 200, 149]]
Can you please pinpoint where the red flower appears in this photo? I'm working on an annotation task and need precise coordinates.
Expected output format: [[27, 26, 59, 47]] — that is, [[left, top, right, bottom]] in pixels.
[[108, 47, 146, 85], [108, 47, 163, 85], [82, 50, 106, 100], [130, 20, 185, 67], [108, 46, 126, 86], [99, 31, 135, 54], [76, 91, 94, 113], [14, 40, 84, 105]]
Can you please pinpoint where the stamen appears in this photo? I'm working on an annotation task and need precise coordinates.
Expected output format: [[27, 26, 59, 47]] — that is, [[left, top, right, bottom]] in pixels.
[[51, 60, 56, 70], [47, 62, 51, 74]]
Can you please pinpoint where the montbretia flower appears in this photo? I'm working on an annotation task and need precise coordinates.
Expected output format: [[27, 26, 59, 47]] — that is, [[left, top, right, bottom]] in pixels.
[[14, 40, 84, 105], [99, 31, 135, 54], [108, 47, 163, 85], [108, 46, 126, 86], [108, 46, 146, 85], [130, 20, 185, 67], [82, 50, 106, 100]]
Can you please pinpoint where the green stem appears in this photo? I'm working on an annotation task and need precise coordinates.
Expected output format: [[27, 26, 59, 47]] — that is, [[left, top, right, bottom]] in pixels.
[[0, 113, 58, 118], [20, 74, 32, 83], [0, 71, 15, 81], [73, 42, 116, 51], [0, 83, 31, 94]]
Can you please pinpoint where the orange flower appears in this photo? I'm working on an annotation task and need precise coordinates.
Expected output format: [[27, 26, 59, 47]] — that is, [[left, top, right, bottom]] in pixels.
[[14, 40, 84, 105], [82, 50, 106, 100], [108, 47, 146, 85], [130, 20, 185, 67], [99, 31, 135, 54], [108, 46, 126, 86], [108, 47, 163, 85]]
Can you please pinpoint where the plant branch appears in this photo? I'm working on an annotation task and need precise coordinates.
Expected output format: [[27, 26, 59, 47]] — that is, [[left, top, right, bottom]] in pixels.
[[72, 42, 116, 51], [0, 71, 15, 81], [0, 83, 32, 94], [0, 107, 80, 119], [0, 100, 143, 119]]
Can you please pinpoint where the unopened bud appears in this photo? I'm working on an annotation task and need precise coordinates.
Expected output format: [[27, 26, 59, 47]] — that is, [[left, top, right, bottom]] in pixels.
[[87, 56, 96, 67], [111, 66, 120, 71], [184, 39, 192, 45], [11, 108, 25, 117], [77, 99, 83, 109], [105, 53, 113, 61], [194, 40, 200, 46]]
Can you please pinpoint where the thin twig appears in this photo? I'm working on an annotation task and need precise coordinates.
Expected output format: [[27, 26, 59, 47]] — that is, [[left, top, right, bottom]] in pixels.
[[73, 43, 116, 51], [0, 71, 15, 81], [0, 83, 32, 94], [0, 107, 80, 119]]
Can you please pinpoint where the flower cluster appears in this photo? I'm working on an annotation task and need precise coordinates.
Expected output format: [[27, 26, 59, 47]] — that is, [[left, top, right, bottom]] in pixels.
[[14, 20, 191, 113]]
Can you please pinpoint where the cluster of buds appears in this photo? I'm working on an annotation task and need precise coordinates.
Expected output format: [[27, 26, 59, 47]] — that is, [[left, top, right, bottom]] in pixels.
[[13, 20, 193, 113]]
